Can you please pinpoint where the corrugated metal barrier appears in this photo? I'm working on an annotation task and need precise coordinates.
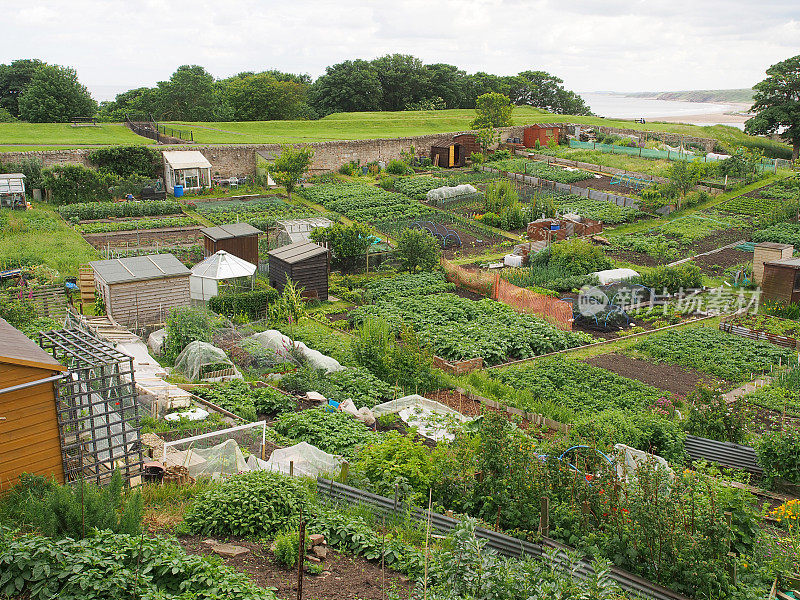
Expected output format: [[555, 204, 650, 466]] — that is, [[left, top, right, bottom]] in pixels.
[[685, 435, 763, 475], [317, 478, 690, 600]]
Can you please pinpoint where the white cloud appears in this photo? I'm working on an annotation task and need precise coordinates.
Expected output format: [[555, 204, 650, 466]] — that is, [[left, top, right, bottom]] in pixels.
[[0, 0, 798, 99]]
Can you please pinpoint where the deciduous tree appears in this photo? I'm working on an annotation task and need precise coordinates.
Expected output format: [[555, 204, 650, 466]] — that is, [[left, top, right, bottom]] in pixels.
[[397, 227, 440, 272], [268, 145, 314, 199], [471, 92, 512, 129], [745, 55, 800, 160], [17, 64, 95, 123]]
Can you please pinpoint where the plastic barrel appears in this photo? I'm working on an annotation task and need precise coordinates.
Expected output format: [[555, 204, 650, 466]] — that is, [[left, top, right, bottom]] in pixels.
[[173, 185, 184, 197]]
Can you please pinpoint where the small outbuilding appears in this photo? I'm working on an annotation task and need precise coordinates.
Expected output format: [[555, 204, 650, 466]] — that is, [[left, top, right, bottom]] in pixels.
[[90, 254, 191, 327], [523, 124, 562, 148], [453, 133, 481, 159], [0, 173, 26, 209], [268, 241, 330, 301], [753, 242, 793, 286], [163, 151, 213, 195], [762, 257, 800, 305], [0, 317, 68, 487], [201, 223, 261, 266], [430, 139, 465, 168], [190, 250, 257, 302]]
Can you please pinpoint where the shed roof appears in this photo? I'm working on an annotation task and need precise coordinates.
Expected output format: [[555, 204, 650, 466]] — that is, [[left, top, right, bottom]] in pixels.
[[90, 254, 190, 285], [755, 242, 793, 250], [0, 317, 66, 372], [766, 257, 800, 268], [201, 223, 262, 241], [268, 241, 328, 265], [525, 123, 563, 129], [163, 151, 212, 170], [0, 173, 25, 180]]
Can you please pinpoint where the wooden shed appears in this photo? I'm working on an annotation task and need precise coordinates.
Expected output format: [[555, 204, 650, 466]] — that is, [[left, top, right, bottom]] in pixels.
[[523, 124, 562, 148], [201, 223, 261, 266], [762, 257, 800, 305], [753, 242, 793, 285], [0, 317, 67, 488], [90, 254, 191, 327], [268, 241, 330, 301], [430, 139, 465, 168], [453, 134, 481, 160]]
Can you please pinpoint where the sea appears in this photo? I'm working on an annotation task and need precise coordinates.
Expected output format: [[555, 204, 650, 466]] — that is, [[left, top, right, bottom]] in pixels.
[[579, 92, 746, 129]]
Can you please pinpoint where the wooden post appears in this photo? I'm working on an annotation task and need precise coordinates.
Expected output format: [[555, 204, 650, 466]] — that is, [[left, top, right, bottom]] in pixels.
[[539, 497, 550, 537], [297, 508, 305, 600], [289, 460, 294, 476]]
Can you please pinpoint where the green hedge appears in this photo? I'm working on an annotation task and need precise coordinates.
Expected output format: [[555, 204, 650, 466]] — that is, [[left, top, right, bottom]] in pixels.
[[208, 288, 279, 319]]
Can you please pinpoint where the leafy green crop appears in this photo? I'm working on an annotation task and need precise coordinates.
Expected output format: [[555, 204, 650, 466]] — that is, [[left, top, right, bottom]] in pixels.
[[273, 408, 376, 458], [77, 216, 196, 233], [58, 200, 183, 221], [491, 158, 593, 184], [195, 380, 295, 419], [195, 197, 316, 230], [300, 181, 434, 225], [628, 327, 792, 382], [184, 470, 314, 537]]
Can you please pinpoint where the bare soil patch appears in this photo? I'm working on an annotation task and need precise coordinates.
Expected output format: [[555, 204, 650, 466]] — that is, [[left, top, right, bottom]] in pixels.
[[690, 227, 753, 254], [586, 352, 720, 398], [177, 536, 413, 600], [82, 226, 203, 248], [691, 247, 752, 275]]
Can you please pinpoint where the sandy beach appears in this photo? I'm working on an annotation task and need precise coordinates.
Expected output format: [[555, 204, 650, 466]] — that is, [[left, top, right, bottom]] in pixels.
[[652, 102, 752, 125]]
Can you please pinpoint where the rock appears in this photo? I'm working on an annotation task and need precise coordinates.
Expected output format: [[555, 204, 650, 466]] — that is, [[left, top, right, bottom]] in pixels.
[[306, 555, 321, 563], [201, 538, 218, 547], [312, 545, 328, 559], [212, 543, 250, 558], [308, 534, 325, 546]]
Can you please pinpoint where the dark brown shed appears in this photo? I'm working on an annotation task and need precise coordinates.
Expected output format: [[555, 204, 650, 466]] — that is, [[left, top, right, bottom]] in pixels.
[[0, 317, 68, 488], [762, 257, 800, 305], [268, 241, 330, 301], [429, 138, 465, 168], [201, 223, 261, 266]]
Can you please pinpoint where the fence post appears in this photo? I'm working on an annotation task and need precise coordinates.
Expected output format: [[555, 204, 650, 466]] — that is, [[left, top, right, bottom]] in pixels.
[[539, 497, 549, 536]]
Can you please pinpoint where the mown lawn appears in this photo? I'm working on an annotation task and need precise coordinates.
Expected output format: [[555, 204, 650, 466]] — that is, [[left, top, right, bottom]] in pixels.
[[0, 122, 153, 150], [0, 203, 98, 275]]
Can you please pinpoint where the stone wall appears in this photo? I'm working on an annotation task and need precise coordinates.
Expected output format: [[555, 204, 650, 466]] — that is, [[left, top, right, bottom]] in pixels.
[[0, 125, 528, 179]]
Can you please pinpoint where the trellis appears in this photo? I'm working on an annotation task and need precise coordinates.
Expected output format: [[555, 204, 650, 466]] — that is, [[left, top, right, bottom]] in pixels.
[[38, 328, 143, 484]]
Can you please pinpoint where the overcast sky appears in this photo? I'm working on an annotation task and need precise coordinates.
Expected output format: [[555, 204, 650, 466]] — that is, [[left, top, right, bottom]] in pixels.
[[3, 0, 799, 101]]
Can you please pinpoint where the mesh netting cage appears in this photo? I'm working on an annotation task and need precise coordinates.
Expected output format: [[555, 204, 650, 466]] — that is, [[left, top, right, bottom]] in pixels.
[[38, 328, 143, 485]]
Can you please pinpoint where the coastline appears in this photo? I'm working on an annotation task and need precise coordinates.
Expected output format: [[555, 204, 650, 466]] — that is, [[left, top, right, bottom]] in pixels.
[[651, 102, 751, 125]]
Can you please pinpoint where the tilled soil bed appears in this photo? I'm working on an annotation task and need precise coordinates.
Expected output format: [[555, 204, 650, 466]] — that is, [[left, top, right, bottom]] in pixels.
[[178, 536, 413, 600], [82, 226, 203, 248], [691, 247, 752, 275], [586, 352, 721, 398]]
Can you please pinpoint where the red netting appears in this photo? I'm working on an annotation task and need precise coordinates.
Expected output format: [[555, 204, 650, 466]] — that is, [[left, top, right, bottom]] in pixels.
[[443, 260, 573, 330]]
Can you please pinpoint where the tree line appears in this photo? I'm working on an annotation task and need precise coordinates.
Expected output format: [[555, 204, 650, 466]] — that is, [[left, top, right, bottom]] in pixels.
[[0, 55, 592, 123]]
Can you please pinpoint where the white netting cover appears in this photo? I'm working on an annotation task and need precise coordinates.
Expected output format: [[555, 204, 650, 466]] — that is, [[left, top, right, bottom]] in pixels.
[[613, 443, 674, 482], [147, 328, 167, 355], [372, 394, 470, 441], [248, 330, 343, 373], [247, 442, 344, 478], [426, 184, 477, 203], [174, 341, 235, 381], [165, 439, 249, 479]]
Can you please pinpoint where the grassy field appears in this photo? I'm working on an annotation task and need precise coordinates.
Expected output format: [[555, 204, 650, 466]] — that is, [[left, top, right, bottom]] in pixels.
[[0, 204, 99, 274], [531, 146, 675, 177], [0, 123, 153, 150], [0, 107, 789, 157]]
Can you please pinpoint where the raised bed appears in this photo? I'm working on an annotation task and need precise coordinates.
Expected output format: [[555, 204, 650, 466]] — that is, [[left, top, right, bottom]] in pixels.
[[719, 317, 800, 349]]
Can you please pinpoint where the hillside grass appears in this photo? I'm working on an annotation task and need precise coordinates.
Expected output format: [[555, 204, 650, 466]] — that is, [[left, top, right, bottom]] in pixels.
[[0, 204, 99, 274], [0, 107, 788, 157]]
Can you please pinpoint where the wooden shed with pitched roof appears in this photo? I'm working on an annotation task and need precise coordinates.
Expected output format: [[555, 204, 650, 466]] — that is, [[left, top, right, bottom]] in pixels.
[[268, 241, 330, 301], [0, 318, 67, 488]]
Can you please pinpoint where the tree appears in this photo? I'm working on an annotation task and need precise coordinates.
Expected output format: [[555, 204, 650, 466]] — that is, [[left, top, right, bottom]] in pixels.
[[156, 65, 217, 121], [397, 227, 440, 272], [745, 55, 800, 160], [225, 73, 310, 121], [667, 160, 700, 206], [372, 54, 429, 111], [309, 221, 372, 270], [268, 145, 314, 199], [41, 165, 109, 205], [17, 65, 95, 123], [512, 70, 592, 115], [421, 63, 467, 109], [470, 92, 512, 129], [310, 60, 383, 115], [0, 59, 45, 117], [476, 127, 500, 154], [97, 86, 161, 122]]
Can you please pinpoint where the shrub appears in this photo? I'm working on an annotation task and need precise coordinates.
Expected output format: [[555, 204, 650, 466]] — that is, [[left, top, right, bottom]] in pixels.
[[163, 306, 229, 361], [639, 263, 703, 294], [0, 471, 142, 540], [0, 528, 276, 600], [547, 238, 613, 276], [385, 159, 412, 175], [208, 288, 279, 320], [755, 428, 800, 485], [684, 385, 749, 444], [396, 227, 440, 272], [42, 164, 110, 204], [88, 146, 161, 178], [353, 431, 435, 501], [184, 471, 314, 537], [309, 221, 372, 269]]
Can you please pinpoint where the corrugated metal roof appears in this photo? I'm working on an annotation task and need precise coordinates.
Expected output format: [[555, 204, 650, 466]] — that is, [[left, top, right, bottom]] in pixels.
[[0, 317, 66, 371], [162, 151, 212, 170], [201, 223, 262, 241], [90, 254, 190, 285], [268, 241, 328, 265]]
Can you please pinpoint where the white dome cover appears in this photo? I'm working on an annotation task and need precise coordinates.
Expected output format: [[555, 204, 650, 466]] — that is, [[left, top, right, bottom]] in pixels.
[[191, 250, 256, 280]]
